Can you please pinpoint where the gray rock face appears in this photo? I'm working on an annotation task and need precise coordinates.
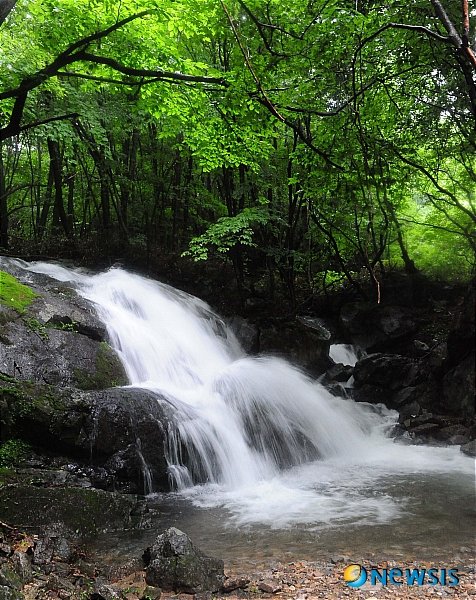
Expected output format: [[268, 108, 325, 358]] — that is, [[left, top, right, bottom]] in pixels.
[[0, 261, 126, 390], [0, 317, 126, 389], [145, 528, 224, 593], [353, 352, 475, 445], [442, 353, 475, 418]]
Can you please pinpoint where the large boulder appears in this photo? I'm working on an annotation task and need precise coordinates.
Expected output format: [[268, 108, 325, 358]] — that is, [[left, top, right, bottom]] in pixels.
[[0, 261, 126, 390], [0, 380, 173, 493], [0, 260, 176, 493], [0, 316, 126, 389], [258, 317, 332, 375], [340, 302, 417, 352], [441, 354, 475, 418], [145, 528, 224, 593], [353, 353, 433, 410]]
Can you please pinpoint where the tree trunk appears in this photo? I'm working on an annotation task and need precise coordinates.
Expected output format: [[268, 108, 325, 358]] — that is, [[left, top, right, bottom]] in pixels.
[[0, 141, 8, 248], [47, 139, 70, 236]]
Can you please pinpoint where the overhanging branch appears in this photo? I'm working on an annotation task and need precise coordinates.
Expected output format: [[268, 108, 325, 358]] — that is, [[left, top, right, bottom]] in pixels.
[[77, 52, 228, 86], [0, 10, 228, 141]]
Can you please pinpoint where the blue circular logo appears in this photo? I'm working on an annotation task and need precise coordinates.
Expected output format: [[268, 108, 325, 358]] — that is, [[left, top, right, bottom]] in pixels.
[[344, 564, 368, 588]]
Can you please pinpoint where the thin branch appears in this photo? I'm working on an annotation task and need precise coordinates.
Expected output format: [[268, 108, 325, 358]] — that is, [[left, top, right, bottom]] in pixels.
[[57, 71, 140, 86], [19, 113, 79, 133], [0, 11, 154, 102], [388, 143, 476, 224], [398, 215, 470, 238], [235, 0, 287, 57], [77, 52, 228, 86], [58, 10, 154, 59], [220, 0, 342, 169], [387, 22, 450, 44]]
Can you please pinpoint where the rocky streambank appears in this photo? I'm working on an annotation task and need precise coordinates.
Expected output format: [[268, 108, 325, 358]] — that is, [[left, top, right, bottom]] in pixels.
[[0, 522, 474, 600]]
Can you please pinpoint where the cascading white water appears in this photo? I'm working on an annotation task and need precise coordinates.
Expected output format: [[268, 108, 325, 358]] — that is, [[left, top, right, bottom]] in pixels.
[[18, 261, 473, 528], [329, 343, 362, 367]]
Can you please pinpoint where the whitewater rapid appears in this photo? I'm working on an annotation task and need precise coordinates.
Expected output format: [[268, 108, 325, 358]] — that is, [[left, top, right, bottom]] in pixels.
[[17, 261, 474, 528]]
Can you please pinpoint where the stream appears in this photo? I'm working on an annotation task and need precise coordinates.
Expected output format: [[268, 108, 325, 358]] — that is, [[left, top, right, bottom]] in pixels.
[[21, 261, 475, 565]]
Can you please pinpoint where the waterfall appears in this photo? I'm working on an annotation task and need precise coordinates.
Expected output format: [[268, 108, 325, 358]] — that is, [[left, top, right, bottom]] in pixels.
[[329, 343, 362, 366], [19, 261, 473, 528]]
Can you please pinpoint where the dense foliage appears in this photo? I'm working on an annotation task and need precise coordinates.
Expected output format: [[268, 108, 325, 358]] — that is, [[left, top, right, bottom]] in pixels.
[[0, 0, 474, 305]]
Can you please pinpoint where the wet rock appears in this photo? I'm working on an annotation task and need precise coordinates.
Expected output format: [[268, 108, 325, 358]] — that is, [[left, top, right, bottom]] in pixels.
[[227, 317, 259, 353], [322, 363, 353, 384], [412, 339, 430, 354], [340, 302, 417, 351], [0, 260, 123, 390], [441, 353, 475, 418], [0, 486, 137, 537], [145, 528, 224, 594], [0, 382, 173, 493], [0, 317, 127, 390], [352, 383, 388, 405], [406, 422, 441, 437], [444, 284, 474, 370], [397, 401, 422, 423], [0, 258, 105, 338], [353, 353, 436, 414], [460, 440, 476, 457], [46, 315, 104, 342], [259, 318, 331, 375], [296, 316, 332, 340], [86, 388, 173, 492], [354, 354, 422, 391]]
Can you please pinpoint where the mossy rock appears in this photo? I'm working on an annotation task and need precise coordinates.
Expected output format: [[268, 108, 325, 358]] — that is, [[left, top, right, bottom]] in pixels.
[[0, 379, 88, 454], [73, 341, 128, 390], [0, 440, 32, 469], [0, 484, 137, 537], [0, 272, 37, 314], [0, 377, 68, 420]]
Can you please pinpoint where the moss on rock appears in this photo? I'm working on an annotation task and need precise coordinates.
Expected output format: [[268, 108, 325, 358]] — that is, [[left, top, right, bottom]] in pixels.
[[0, 484, 137, 536], [0, 440, 32, 468], [73, 341, 127, 390], [0, 272, 38, 314]]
